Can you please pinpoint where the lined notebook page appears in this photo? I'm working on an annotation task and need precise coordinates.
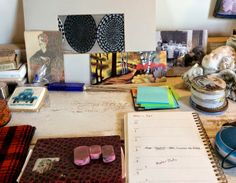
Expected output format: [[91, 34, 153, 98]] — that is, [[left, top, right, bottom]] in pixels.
[[125, 112, 219, 183]]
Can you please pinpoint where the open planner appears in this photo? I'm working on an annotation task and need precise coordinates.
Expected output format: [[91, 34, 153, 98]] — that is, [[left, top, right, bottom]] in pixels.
[[125, 112, 227, 183]]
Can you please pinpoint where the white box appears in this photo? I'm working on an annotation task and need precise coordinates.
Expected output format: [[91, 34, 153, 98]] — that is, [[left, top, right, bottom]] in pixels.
[[64, 54, 91, 84]]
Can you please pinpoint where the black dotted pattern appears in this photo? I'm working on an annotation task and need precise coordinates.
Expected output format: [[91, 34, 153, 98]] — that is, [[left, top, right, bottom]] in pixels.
[[64, 15, 97, 53], [57, 17, 65, 40], [97, 14, 125, 53]]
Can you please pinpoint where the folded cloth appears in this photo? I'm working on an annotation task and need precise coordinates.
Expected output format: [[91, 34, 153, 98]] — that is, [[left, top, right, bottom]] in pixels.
[[0, 125, 36, 183]]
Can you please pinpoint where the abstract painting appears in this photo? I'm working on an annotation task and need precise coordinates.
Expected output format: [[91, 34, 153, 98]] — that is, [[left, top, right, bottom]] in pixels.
[[24, 31, 64, 83], [90, 51, 167, 85], [58, 14, 125, 54], [63, 15, 97, 53], [97, 14, 125, 52]]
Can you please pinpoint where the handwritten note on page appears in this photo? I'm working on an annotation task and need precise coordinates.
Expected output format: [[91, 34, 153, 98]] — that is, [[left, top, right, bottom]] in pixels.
[[125, 112, 219, 183]]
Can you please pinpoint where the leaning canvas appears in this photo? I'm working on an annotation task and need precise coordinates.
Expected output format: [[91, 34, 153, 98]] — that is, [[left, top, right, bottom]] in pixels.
[[90, 51, 167, 85], [24, 31, 64, 83], [23, 0, 156, 52]]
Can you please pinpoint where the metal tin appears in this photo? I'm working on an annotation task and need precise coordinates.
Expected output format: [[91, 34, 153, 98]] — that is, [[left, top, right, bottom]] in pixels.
[[191, 86, 225, 101], [0, 82, 9, 99], [190, 97, 228, 113], [190, 95, 225, 109], [191, 75, 226, 95]]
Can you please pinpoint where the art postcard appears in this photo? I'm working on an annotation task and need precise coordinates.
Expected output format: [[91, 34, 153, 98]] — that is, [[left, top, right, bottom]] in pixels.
[[24, 31, 64, 83], [90, 51, 167, 85], [156, 30, 208, 76], [214, 0, 236, 18]]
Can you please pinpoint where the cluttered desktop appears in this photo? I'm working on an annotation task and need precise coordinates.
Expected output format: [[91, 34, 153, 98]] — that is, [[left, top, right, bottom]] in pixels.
[[1, 0, 236, 182]]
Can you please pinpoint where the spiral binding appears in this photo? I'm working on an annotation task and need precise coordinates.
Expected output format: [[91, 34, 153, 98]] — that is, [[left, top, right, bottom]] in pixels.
[[192, 112, 228, 183]]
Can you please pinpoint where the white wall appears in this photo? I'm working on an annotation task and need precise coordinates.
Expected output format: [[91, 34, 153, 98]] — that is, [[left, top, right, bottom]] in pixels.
[[156, 0, 236, 36], [0, 0, 25, 44], [1, 0, 236, 44]]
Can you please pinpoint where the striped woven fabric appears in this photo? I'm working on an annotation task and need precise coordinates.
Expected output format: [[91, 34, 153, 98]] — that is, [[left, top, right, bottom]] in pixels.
[[0, 125, 35, 183]]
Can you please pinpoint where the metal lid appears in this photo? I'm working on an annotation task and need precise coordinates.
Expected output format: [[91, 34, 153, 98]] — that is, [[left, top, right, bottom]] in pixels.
[[191, 75, 226, 94]]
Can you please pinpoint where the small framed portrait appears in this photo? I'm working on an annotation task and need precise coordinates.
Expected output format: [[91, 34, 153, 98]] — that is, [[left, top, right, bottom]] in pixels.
[[25, 31, 64, 83], [214, 0, 236, 18]]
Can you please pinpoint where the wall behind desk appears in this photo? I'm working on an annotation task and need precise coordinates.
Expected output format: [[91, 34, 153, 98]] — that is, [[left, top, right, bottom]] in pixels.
[[1, 0, 236, 44]]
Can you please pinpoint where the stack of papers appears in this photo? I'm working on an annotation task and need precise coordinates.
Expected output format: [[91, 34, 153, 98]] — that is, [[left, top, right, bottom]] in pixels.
[[130, 86, 179, 111]]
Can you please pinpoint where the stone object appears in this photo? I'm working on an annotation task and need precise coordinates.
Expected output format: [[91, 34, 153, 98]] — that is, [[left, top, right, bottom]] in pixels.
[[102, 145, 116, 163], [201, 46, 236, 74], [89, 145, 102, 160], [182, 63, 204, 88], [213, 69, 236, 101], [226, 35, 236, 50], [74, 146, 90, 166]]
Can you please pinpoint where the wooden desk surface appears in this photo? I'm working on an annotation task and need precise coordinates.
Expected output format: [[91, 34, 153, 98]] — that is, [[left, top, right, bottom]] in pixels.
[[8, 77, 236, 182]]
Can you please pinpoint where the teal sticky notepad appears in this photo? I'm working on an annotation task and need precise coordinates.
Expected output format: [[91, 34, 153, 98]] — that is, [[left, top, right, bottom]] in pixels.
[[136, 86, 169, 104], [140, 87, 179, 109]]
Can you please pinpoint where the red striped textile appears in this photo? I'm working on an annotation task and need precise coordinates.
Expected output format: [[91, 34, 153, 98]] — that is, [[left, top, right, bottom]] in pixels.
[[0, 125, 35, 183]]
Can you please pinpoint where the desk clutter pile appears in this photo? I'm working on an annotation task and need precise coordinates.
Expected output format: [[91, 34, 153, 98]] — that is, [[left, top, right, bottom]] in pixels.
[[1, 38, 236, 182], [2, 1, 236, 181]]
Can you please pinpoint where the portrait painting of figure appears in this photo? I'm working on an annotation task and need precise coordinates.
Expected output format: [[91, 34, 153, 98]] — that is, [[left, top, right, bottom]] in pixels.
[[25, 31, 64, 83]]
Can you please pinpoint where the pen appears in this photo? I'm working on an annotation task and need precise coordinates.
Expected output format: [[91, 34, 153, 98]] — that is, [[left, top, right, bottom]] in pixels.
[[17, 149, 33, 182]]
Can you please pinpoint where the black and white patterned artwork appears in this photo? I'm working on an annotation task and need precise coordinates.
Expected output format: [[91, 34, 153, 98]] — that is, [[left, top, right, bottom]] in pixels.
[[57, 17, 65, 41], [58, 14, 125, 54], [64, 15, 97, 53], [97, 14, 125, 52]]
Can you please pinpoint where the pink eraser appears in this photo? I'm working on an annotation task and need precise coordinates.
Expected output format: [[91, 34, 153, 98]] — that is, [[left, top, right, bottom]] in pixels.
[[89, 145, 102, 160], [74, 146, 90, 166], [102, 145, 116, 163]]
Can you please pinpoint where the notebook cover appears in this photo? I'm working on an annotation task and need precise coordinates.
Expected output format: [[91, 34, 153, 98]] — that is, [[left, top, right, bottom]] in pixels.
[[20, 136, 122, 183], [131, 88, 179, 111]]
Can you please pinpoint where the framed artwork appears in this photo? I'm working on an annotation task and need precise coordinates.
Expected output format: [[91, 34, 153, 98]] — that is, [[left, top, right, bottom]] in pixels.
[[214, 0, 236, 18], [58, 14, 125, 54], [90, 51, 167, 85], [156, 30, 208, 76], [23, 0, 156, 52], [24, 31, 64, 83]]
